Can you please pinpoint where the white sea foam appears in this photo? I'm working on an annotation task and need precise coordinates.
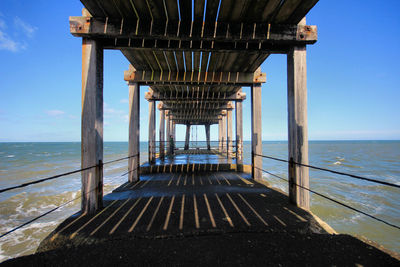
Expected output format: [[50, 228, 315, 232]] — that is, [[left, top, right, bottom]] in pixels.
[[333, 161, 342, 165], [5, 155, 15, 158]]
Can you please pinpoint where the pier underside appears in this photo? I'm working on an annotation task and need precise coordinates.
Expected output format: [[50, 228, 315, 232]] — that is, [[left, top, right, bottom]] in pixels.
[[6, 168, 398, 266]]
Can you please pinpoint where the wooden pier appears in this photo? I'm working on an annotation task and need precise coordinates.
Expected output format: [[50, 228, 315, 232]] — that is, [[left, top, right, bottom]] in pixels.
[[4, 1, 397, 265]]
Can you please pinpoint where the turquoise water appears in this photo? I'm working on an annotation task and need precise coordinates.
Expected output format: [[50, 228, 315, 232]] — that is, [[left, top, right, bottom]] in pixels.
[[0, 141, 399, 261]]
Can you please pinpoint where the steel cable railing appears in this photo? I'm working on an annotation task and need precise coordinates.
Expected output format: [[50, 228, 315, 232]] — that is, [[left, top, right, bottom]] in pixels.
[[0, 165, 139, 239], [0, 154, 139, 194], [253, 153, 400, 189], [254, 166, 400, 230]]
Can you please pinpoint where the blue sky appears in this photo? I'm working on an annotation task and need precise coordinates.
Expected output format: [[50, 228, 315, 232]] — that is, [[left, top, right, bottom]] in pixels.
[[0, 0, 399, 142]]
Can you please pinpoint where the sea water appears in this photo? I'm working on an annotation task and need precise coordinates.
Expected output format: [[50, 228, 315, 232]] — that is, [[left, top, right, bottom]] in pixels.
[[0, 141, 399, 261]]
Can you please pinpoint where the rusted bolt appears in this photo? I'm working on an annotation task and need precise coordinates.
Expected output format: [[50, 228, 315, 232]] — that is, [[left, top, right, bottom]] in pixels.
[[305, 26, 310, 31], [78, 26, 82, 30]]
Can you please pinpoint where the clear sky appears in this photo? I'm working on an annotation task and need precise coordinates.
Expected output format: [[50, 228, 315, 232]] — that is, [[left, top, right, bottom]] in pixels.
[[0, 1, 399, 142]]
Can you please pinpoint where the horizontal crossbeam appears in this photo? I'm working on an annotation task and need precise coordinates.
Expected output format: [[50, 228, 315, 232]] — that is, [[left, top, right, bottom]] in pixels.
[[125, 69, 265, 84], [70, 17, 317, 50], [172, 120, 219, 125], [145, 90, 246, 102]]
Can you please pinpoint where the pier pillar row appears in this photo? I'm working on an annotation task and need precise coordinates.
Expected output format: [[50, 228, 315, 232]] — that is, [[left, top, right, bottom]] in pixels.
[[205, 124, 211, 150], [235, 89, 245, 171], [218, 117, 223, 152], [158, 103, 165, 160], [251, 83, 263, 180], [145, 90, 156, 164], [226, 102, 234, 159], [81, 37, 103, 214], [128, 80, 140, 182], [221, 111, 227, 153], [287, 17, 310, 210], [184, 124, 191, 150]]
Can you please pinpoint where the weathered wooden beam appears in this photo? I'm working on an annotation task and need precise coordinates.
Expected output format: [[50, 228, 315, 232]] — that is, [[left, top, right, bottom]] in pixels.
[[184, 124, 191, 150], [158, 103, 165, 160], [236, 89, 243, 171], [227, 108, 233, 159], [175, 122, 218, 126], [106, 40, 290, 53], [144, 90, 246, 102], [287, 17, 310, 210], [124, 69, 266, 85], [148, 98, 156, 164], [81, 38, 103, 214], [205, 124, 211, 150], [166, 111, 171, 155], [160, 103, 230, 111], [70, 17, 317, 45], [218, 118, 223, 153], [128, 82, 140, 183], [221, 111, 227, 153], [251, 83, 262, 180]]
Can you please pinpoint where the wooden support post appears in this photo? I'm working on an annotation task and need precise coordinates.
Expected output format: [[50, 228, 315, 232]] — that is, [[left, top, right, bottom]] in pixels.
[[218, 118, 223, 152], [172, 122, 176, 142], [159, 107, 165, 160], [128, 82, 140, 183], [205, 124, 211, 150], [184, 124, 191, 150], [169, 118, 175, 154], [227, 108, 233, 159], [236, 93, 243, 171], [148, 100, 156, 164], [251, 83, 262, 180], [287, 17, 310, 210], [221, 112, 227, 153], [166, 113, 170, 155], [81, 38, 103, 214]]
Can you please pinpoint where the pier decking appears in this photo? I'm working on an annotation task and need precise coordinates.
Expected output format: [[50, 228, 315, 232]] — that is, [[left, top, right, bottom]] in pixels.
[[5, 166, 398, 266]]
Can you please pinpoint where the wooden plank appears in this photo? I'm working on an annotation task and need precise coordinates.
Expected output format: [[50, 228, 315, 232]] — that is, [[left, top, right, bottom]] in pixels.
[[146, 0, 167, 21], [165, 51, 177, 72], [287, 17, 309, 210], [81, 38, 103, 214], [194, 0, 206, 22], [273, 0, 302, 24], [261, 0, 282, 22], [174, 50, 185, 72], [165, 0, 179, 20], [111, 0, 140, 19], [184, 51, 192, 72], [179, 0, 192, 22], [128, 81, 140, 182], [287, 0, 319, 24], [204, 0, 220, 22], [251, 83, 262, 180]]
